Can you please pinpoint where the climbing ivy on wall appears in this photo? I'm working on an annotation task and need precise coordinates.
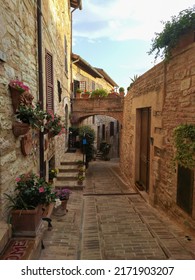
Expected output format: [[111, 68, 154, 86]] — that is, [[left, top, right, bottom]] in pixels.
[[148, 6, 195, 60], [173, 124, 195, 169]]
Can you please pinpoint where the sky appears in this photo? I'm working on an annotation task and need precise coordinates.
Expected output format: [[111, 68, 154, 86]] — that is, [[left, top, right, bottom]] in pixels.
[[72, 0, 195, 91]]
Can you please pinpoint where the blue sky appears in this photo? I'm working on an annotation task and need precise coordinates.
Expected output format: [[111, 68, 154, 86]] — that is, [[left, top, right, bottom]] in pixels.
[[72, 0, 195, 91]]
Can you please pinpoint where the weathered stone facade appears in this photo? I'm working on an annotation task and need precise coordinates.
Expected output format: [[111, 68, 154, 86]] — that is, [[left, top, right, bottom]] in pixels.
[[0, 0, 74, 253], [120, 32, 195, 230]]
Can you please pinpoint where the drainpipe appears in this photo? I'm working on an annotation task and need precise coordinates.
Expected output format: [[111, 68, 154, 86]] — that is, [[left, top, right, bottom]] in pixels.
[[37, 0, 44, 178]]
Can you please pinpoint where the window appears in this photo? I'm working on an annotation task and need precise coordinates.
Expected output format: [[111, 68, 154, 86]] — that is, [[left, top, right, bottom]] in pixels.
[[57, 80, 62, 103], [79, 81, 86, 92], [45, 50, 54, 112]]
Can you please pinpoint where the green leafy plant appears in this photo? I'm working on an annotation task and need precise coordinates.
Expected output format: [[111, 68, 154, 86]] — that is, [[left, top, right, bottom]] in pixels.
[[49, 168, 58, 180], [148, 6, 195, 60], [119, 87, 125, 93], [16, 103, 46, 129], [173, 124, 195, 169], [129, 75, 139, 88], [45, 112, 64, 136], [55, 188, 71, 200], [91, 88, 108, 98], [4, 172, 57, 210]]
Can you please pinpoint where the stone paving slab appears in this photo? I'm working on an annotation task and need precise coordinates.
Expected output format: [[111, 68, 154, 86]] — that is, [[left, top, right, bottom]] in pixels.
[[39, 159, 195, 260]]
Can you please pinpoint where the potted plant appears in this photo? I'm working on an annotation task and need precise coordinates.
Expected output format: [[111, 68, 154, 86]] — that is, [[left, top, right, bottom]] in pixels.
[[76, 88, 82, 99], [44, 112, 64, 138], [80, 91, 91, 99], [13, 103, 46, 137], [4, 172, 57, 236], [49, 168, 58, 183], [119, 87, 125, 96], [8, 80, 32, 113], [77, 174, 85, 185], [90, 88, 108, 98], [53, 188, 71, 216]]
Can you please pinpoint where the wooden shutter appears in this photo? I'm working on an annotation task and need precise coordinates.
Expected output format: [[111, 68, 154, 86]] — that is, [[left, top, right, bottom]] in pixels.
[[45, 50, 54, 112]]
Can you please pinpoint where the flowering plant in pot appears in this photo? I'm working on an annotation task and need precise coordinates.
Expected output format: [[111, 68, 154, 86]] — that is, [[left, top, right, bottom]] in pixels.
[[4, 172, 57, 236], [9, 80, 31, 113], [16, 103, 46, 130], [5, 172, 56, 210], [53, 188, 71, 216], [55, 188, 71, 201], [49, 168, 58, 181], [9, 80, 29, 93], [44, 112, 64, 137]]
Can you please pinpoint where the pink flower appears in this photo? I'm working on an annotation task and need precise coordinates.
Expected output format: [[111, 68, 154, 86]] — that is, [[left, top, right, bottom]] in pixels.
[[15, 177, 21, 182], [39, 187, 45, 193]]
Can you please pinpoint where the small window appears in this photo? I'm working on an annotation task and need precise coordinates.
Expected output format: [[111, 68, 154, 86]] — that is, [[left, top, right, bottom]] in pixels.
[[57, 80, 62, 103], [79, 81, 86, 92]]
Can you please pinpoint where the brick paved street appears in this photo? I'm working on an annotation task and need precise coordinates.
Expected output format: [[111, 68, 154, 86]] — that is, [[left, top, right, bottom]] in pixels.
[[39, 159, 195, 260]]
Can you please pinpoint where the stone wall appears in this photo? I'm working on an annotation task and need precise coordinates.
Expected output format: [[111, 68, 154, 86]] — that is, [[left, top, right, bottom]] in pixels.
[[121, 35, 195, 230], [0, 0, 72, 253]]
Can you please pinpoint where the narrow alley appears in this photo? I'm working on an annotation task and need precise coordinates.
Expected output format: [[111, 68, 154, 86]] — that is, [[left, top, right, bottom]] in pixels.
[[39, 159, 195, 260]]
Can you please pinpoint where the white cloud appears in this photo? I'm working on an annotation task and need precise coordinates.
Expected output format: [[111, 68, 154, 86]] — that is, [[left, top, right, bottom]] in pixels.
[[73, 0, 195, 42]]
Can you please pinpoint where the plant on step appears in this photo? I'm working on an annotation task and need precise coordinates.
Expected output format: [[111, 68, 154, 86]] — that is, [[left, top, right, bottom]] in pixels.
[[49, 168, 58, 181], [55, 188, 71, 201], [173, 124, 195, 169], [148, 6, 195, 60], [77, 174, 85, 182], [4, 172, 57, 210]]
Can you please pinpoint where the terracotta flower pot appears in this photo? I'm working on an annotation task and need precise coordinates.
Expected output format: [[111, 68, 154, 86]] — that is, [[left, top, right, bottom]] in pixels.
[[12, 121, 30, 137], [9, 86, 24, 113], [11, 205, 43, 237]]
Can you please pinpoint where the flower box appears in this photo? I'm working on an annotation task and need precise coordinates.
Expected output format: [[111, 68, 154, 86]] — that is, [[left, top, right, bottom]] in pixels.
[[11, 205, 43, 237]]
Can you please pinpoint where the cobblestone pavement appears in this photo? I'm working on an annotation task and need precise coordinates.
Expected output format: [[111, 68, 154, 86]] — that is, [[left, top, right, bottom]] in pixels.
[[39, 160, 195, 260]]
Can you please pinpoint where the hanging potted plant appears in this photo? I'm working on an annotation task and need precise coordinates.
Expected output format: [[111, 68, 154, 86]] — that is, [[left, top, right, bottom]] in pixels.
[[44, 112, 64, 138], [8, 80, 31, 113], [4, 172, 57, 236], [13, 103, 46, 137]]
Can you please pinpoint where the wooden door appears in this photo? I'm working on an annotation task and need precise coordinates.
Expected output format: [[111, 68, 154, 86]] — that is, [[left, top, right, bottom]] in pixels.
[[139, 108, 151, 192]]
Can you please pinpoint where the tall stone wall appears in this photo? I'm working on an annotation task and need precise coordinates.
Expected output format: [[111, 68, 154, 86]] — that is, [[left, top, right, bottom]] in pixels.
[[121, 36, 195, 230], [0, 0, 72, 252], [0, 0, 38, 214]]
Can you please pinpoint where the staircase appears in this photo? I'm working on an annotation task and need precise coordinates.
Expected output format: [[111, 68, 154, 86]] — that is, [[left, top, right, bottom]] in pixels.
[[96, 150, 103, 160], [55, 161, 85, 190]]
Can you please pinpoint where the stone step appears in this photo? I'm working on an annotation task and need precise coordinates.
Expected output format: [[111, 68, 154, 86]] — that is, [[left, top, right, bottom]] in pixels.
[[58, 168, 78, 173], [60, 161, 79, 166], [56, 175, 77, 181], [55, 180, 85, 190]]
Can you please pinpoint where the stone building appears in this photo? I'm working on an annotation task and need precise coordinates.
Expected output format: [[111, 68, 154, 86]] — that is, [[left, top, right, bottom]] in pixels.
[[120, 31, 195, 230], [72, 53, 120, 158], [0, 0, 81, 254]]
